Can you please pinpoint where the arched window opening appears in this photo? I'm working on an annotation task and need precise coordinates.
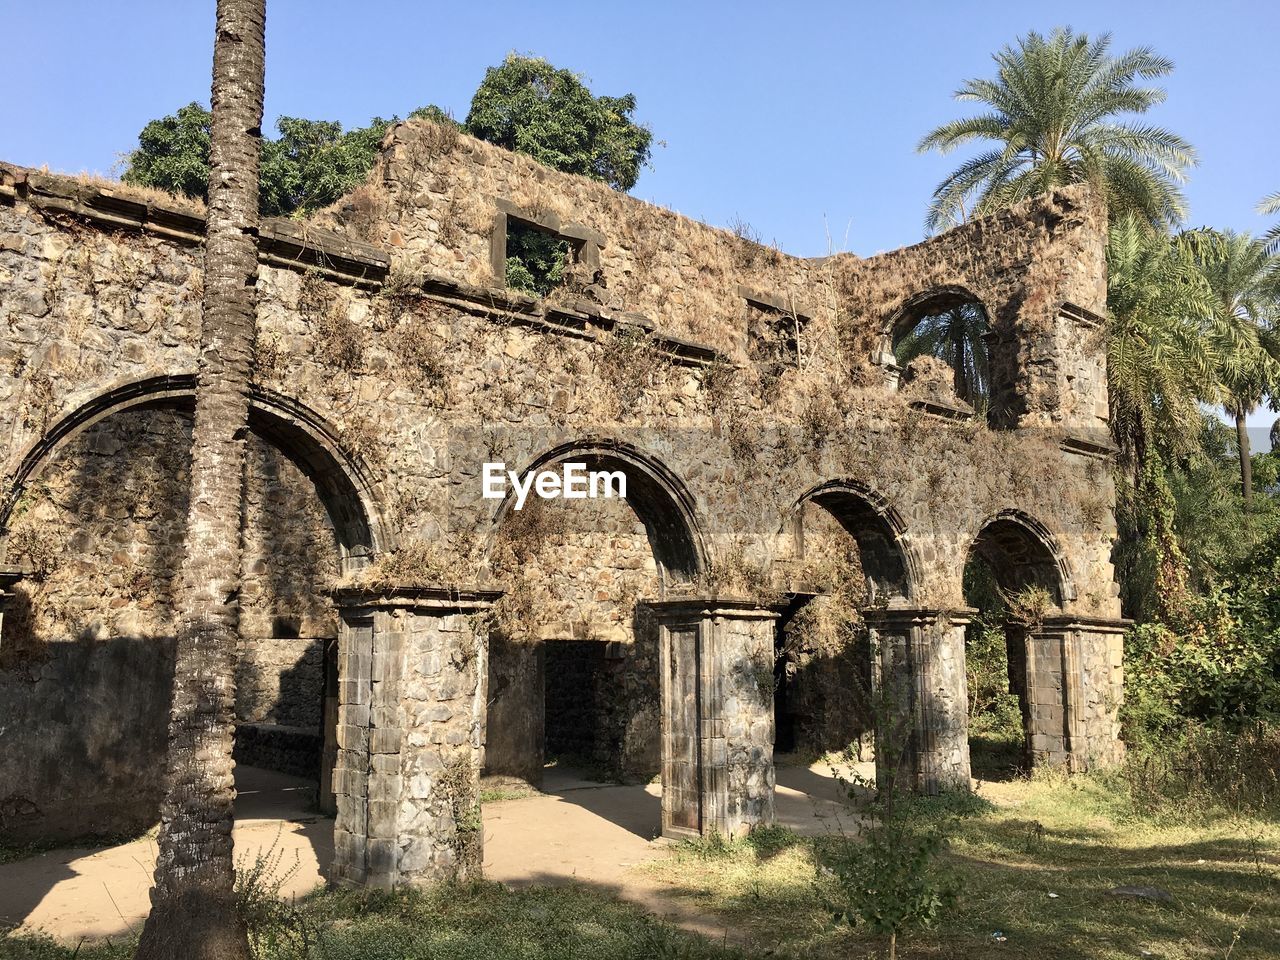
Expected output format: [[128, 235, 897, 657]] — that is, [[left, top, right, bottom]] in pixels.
[[891, 289, 994, 421]]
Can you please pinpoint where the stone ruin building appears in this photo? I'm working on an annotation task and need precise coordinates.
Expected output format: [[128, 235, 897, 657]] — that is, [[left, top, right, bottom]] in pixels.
[[0, 118, 1126, 888]]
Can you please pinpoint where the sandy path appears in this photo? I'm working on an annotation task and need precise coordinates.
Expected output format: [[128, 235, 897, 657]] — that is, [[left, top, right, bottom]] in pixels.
[[1, 768, 331, 943], [1, 758, 860, 943]]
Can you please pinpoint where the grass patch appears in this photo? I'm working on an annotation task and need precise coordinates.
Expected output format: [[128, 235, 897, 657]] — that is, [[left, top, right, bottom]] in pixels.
[[4, 769, 1277, 959], [643, 773, 1280, 959], [1, 883, 751, 960], [480, 785, 539, 804]]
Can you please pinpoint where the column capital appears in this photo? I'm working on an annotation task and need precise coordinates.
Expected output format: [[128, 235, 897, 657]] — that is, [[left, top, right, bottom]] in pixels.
[[1035, 614, 1132, 636], [333, 584, 503, 615], [641, 595, 783, 622], [862, 605, 978, 629]]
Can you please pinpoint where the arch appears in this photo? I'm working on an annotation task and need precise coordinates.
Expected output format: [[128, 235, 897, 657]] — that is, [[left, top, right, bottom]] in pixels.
[[0, 375, 391, 566], [966, 509, 1075, 606], [486, 438, 706, 583], [885, 285, 990, 342], [788, 479, 918, 602], [882, 285, 996, 422]]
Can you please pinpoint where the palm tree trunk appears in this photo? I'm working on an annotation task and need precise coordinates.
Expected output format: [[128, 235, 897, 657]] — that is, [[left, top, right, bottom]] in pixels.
[[135, 2, 265, 957], [1236, 408, 1253, 507]]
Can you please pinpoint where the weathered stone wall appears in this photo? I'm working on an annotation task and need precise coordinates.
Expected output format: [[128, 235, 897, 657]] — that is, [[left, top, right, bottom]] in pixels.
[[236, 637, 325, 728], [0, 128, 1125, 856], [0, 403, 341, 837], [0, 636, 174, 842]]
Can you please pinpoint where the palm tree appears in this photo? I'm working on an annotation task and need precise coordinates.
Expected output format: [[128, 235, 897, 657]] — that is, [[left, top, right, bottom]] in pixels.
[[1182, 229, 1280, 506], [918, 27, 1195, 234], [892, 301, 990, 409], [135, 1, 265, 958], [1105, 213, 1220, 482], [1260, 192, 1280, 257]]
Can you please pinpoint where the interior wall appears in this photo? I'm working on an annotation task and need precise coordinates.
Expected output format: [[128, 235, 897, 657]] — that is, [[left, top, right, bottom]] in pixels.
[[0, 408, 341, 841], [485, 487, 663, 782]]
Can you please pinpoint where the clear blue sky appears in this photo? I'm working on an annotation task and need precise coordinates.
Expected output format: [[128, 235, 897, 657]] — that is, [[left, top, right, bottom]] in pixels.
[[2, 1, 1277, 259]]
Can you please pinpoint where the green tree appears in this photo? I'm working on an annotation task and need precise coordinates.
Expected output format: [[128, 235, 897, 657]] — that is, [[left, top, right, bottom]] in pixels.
[[123, 54, 652, 216], [1105, 213, 1219, 477], [122, 102, 213, 200], [135, 0, 264, 957], [1183, 229, 1280, 506], [918, 27, 1195, 233], [259, 114, 398, 216], [123, 104, 399, 216], [465, 54, 652, 192], [892, 301, 990, 409], [1260, 192, 1280, 257]]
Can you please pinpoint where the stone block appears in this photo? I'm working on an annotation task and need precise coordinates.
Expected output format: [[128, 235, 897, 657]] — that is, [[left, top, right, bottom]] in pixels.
[[370, 727, 404, 754]]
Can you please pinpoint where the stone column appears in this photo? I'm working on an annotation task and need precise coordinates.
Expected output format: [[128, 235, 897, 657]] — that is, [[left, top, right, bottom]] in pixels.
[[329, 585, 501, 889], [644, 597, 778, 839], [1025, 615, 1127, 771], [864, 608, 972, 794], [0, 566, 23, 641]]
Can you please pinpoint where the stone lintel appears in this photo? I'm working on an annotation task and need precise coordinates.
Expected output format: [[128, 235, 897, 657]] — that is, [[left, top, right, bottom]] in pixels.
[[1058, 300, 1106, 328], [333, 585, 503, 615], [1059, 433, 1120, 460], [0, 565, 25, 593], [906, 397, 976, 422], [735, 284, 813, 321], [494, 197, 607, 249]]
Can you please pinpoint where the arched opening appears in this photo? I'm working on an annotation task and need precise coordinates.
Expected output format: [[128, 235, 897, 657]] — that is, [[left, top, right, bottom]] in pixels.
[[888, 287, 999, 424], [482, 442, 704, 815], [0, 379, 383, 865], [775, 482, 913, 759], [962, 512, 1069, 778]]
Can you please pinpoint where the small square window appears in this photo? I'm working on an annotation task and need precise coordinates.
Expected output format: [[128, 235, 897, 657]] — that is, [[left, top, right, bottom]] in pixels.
[[505, 218, 580, 297]]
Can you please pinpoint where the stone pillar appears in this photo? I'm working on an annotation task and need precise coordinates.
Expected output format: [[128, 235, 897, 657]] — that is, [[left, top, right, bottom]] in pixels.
[[644, 598, 777, 839], [329, 585, 501, 889], [864, 608, 972, 794], [1025, 616, 1127, 771], [0, 566, 23, 640]]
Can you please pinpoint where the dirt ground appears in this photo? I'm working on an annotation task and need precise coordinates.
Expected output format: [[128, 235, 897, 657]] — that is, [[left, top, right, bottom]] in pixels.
[[0, 755, 864, 944]]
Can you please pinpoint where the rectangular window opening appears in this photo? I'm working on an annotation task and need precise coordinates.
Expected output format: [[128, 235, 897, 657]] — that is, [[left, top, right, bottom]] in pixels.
[[505, 217, 584, 298]]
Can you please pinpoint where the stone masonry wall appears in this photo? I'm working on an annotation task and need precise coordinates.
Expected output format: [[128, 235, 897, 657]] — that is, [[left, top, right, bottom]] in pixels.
[[0, 131, 1125, 851], [0, 404, 341, 837]]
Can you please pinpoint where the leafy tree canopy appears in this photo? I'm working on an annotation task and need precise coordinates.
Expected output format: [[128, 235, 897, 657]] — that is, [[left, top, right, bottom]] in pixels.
[[465, 54, 652, 192], [122, 55, 652, 216], [918, 27, 1196, 234], [123, 102, 411, 217]]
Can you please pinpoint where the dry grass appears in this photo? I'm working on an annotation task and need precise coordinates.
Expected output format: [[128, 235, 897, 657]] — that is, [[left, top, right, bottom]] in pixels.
[[17, 166, 209, 217], [641, 771, 1280, 959]]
